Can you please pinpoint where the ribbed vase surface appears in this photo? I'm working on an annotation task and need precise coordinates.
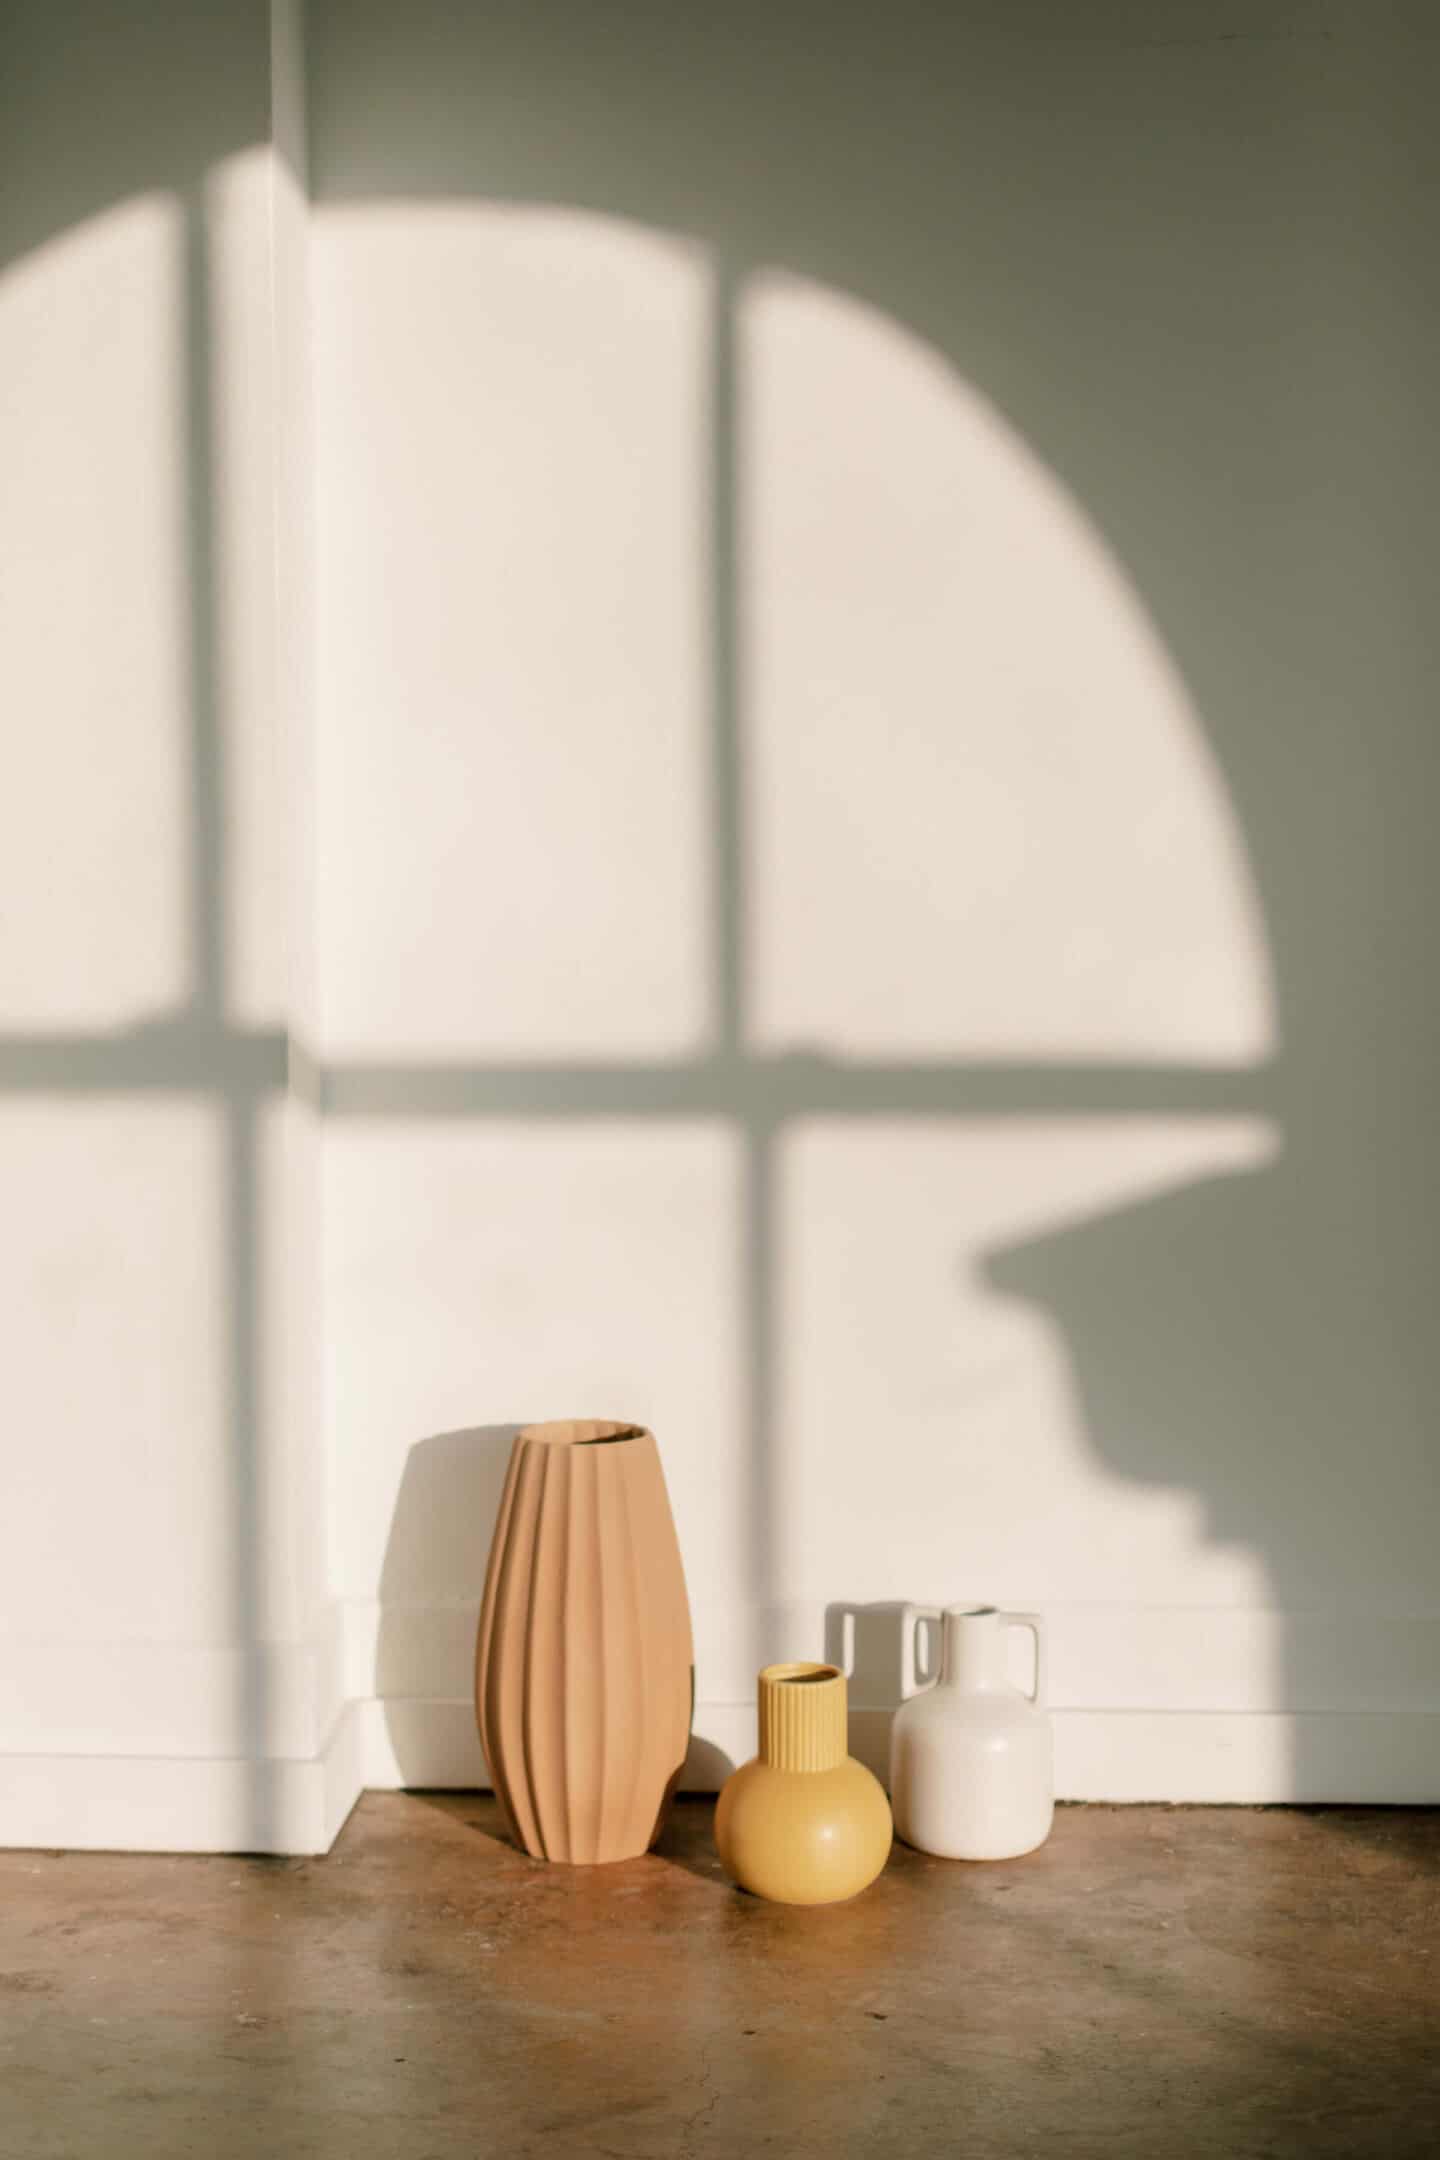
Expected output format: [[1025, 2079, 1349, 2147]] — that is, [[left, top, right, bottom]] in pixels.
[[475, 1420, 693, 1863], [715, 1662, 893, 1904]]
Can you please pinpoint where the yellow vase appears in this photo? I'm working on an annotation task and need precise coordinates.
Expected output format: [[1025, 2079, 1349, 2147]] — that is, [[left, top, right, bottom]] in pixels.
[[715, 1662, 893, 1904]]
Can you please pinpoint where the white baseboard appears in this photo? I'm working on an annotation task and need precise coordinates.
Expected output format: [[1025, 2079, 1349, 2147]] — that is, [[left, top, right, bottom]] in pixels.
[[357, 1695, 1440, 1805], [0, 1605, 364, 1856], [345, 1596, 1440, 1716], [1054, 1708, 1440, 1803], [0, 1702, 364, 1856], [2, 1700, 1434, 1855], [347, 1593, 1440, 1805], [4, 1593, 1435, 1853]]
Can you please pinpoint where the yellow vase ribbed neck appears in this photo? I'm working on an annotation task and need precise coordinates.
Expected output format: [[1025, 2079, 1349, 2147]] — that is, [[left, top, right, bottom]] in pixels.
[[757, 1662, 848, 1772]]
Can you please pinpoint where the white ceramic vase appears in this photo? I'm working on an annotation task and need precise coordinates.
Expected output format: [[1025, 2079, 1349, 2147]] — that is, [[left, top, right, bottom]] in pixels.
[[890, 1605, 1053, 1860]]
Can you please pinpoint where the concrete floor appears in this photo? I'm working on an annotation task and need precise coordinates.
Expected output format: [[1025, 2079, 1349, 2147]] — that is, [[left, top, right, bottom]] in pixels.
[[2, 1796, 1437, 2158]]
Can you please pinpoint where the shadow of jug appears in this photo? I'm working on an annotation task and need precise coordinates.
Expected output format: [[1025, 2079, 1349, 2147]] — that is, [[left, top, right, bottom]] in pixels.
[[824, 1600, 941, 1789]]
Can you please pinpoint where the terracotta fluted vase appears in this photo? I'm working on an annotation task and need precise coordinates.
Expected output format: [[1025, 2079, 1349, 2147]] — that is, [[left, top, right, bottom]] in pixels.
[[475, 1420, 693, 1863]]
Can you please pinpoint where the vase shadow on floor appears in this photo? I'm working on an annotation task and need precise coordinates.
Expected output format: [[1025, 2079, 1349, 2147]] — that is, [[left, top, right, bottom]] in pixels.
[[650, 1794, 736, 1887], [401, 1787, 730, 1888]]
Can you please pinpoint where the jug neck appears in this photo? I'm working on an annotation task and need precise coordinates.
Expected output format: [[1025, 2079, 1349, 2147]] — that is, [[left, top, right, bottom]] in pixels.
[[940, 1607, 1008, 1692]]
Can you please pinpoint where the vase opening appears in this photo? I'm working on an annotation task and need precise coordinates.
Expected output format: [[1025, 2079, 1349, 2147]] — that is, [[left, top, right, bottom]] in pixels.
[[756, 1663, 850, 1775], [518, 1419, 649, 1447], [947, 1604, 997, 1618]]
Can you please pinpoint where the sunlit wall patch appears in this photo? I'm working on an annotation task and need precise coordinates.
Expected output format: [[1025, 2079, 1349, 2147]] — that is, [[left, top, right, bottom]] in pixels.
[[742, 269, 1275, 1067]]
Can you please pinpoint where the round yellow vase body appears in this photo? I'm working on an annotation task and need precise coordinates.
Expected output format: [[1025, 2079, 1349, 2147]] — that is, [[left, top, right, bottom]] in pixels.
[[715, 1663, 892, 1905]]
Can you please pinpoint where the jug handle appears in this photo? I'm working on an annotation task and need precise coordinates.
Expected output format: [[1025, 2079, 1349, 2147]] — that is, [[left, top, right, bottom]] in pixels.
[[1003, 1612, 1045, 1705], [900, 1604, 942, 1699]]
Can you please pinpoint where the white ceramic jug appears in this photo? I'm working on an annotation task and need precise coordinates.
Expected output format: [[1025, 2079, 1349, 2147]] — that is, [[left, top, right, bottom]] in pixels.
[[890, 1605, 1053, 1860]]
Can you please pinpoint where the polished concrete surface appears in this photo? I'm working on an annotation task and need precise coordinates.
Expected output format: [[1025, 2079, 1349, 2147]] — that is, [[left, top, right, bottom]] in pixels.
[[2, 1795, 1437, 2157]]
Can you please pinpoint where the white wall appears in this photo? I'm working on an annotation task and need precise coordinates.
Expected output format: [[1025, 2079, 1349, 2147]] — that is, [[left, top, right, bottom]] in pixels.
[[2, 2, 1436, 1852], [309, 0, 1440, 1809], [0, 1, 352, 1852]]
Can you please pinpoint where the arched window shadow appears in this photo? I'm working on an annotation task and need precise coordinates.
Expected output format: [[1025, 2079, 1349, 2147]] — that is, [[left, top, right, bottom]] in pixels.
[[301, 0, 1439, 1830]]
